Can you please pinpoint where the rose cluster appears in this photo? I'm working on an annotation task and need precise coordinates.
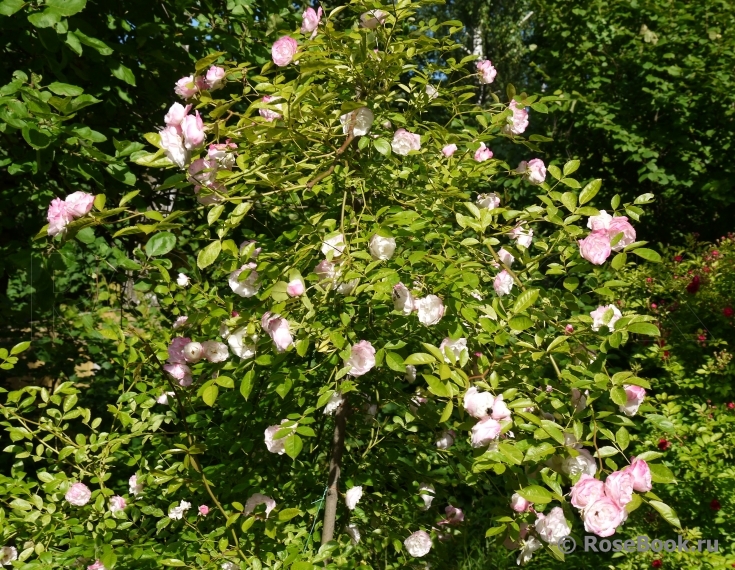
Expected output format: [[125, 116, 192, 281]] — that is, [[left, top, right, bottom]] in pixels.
[[163, 336, 229, 386], [579, 211, 637, 265], [160, 102, 205, 168], [463, 387, 512, 447], [174, 65, 226, 99], [46, 191, 95, 237], [188, 141, 237, 204]]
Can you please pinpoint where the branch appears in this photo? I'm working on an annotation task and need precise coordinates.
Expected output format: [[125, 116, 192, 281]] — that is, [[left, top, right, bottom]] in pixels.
[[306, 125, 356, 189], [321, 396, 348, 545]]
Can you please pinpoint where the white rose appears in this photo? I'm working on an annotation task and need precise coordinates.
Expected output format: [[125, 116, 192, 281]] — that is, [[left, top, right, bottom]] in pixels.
[[369, 234, 396, 260], [201, 340, 229, 363], [345, 486, 363, 510], [439, 337, 467, 363], [227, 328, 257, 360], [183, 341, 204, 363], [345, 340, 376, 376], [228, 263, 260, 297], [562, 448, 597, 478], [392, 282, 415, 314], [321, 233, 346, 258], [177, 273, 190, 287], [391, 129, 421, 156], [340, 107, 374, 137], [534, 507, 571, 544], [404, 531, 432, 557], [323, 392, 344, 415], [415, 295, 444, 326], [476, 193, 500, 210]]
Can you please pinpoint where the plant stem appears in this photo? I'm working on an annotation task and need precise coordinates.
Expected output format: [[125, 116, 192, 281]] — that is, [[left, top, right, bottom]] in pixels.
[[321, 396, 348, 545]]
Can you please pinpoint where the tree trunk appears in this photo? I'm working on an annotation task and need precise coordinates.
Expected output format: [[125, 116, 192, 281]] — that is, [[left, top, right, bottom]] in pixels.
[[320, 397, 348, 545]]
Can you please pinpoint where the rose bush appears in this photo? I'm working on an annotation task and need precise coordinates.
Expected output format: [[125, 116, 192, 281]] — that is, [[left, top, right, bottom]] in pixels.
[[1, 1, 684, 568]]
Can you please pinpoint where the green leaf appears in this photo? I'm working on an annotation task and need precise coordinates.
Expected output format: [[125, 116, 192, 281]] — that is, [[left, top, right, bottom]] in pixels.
[[439, 400, 453, 423], [579, 179, 601, 205], [404, 353, 435, 365], [21, 126, 51, 149], [283, 434, 303, 459], [373, 138, 391, 156], [646, 414, 676, 434], [145, 232, 176, 257], [485, 525, 507, 538], [524, 442, 556, 462], [195, 51, 225, 74], [595, 446, 618, 458], [27, 9, 61, 28], [278, 508, 301, 522], [631, 248, 661, 263], [561, 191, 577, 212], [202, 384, 218, 407], [563, 159, 580, 176], [10, 341, 30, 356], [610, 386, 627, 406], [512, 288, 539, 314], [47, 82, 83, 96], [385, 351, 406, 372], [424, 374, 450, 398], [197, 240, 221, 269], [540, 420, 565, 444], [516, 485, 552, 504], [649, 500, 681, 528], [208, 204, 225, 225], [616, 427, 630, 450], [74, 30, 113, 55], [648, 463, 676, 484], [0, 0, 25, 16], [46, 0, 87, 16], [240, 370, 255, 400], [611, 252, 627, 270], [636, 451, 664, 461], [508, 315, 533, 331], [110, 62, 136, 86], [161, 559, 187, 567], [627, 323, 660, 336]]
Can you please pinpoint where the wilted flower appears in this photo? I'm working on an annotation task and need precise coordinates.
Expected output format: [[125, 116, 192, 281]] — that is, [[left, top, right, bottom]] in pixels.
[[345, 486, 363, 510]]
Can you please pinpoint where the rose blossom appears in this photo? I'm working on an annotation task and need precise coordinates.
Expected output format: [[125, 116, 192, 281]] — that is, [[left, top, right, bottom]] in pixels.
[[301, 6, 323, 38], [391, 129, 421, 156], [570, 474, 606, 510], [526, 158, 546, 185], [608, 216, 636, 251], [198, 505, 210, 516], [510, 225, 533, 248], [392, 282, 415, 314], [47, 198, 72, 236], [129, 474, 144, 496], [471, 417, 502, 447], [65, 482, 91, 506], [314, 259, 336, 283], [590, 304, 622, 331], [435, 429, 455, 449], [605, 470, 634, 508], [264, 419, 292, 454], [174, 75, 198, 99], [272, 36, 298, 67], [87, 561, 105, 570], [405, 365, 417, 383], [491, 394, 511, 421], [503, 100, 529, 135], [173, 315, 188, 329], [562, 448, 597, 477], [181, 110, 205, 149], [200, 340, 229, 363], [442, 143, 458, 157], [474, 142, 493, 162], [476, 192, 500, 210], [261, 312, 293, 352], [404, 530, 432, 557], [345, 524, 361, 544], [340, 107, 374, 137], [208, 141, 237, 169], [345, 340, 376, 376], [517, 537, 543, 566], [511, 493, 532, 513], [369, 234, 396, 260], [110, 495, 126, 514], [245, 493, 277, 518], [159, 125, 187, 168], [583, 497, 626, 537], [205, 66, 226, 90], [587, 210, 613, 232], [440, 505, 464, 525], [415, 294, 444, 326], [323, 392, 344, 415], [64, 191, 95, 217], [336, 278, 358, 296], [345, 486, 363, 510], [476, 59, 497, 84], [321, 233, 346, 258], [227, 328, 257, 360], [620, 384, 646, 417], [229, 263, 260, 297], [534, 507, 571, 544], [498, 248, 514, 266], [183, 341, 204, 363], [287, 278, 305, 297], [164, 363, 193, 386], [571, 387, 588, 412], [579, 231, 612, 265], [419, 484, 435, 509], [440, 337, 467, 363], [463, 387, 495, 419], [259, 95, 282, 122], [360, 9, 387, 29], [623, 457, 652, 492], [157, 391, 174, 405], [494, 270, 514, 296], [0, 547, 17, 566]]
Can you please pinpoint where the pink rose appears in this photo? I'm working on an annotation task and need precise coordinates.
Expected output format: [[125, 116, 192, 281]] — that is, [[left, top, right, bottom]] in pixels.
[[570, 474, 606, 510], [534, 507, 570, 544], [87, 561, 106, 570], [623, 457, 652, 492], [110, 495, 126, 513], [164, 102, 191, 129], [511, 493, 532, 513], [583, 497, 626, 537], [620, 384, 646, 417], [604, 470, 634, 508], [442, 143, 458, 157], [463, 387, 495, 419], [436, 429, 455, 450], [590, 304, 622, 331], [526, 158, 546, 185], [261, 312, 293, 352], [174, 75, 198, 99], [491, 395, 511, 421], [391, 128, 421, 156], [477, 193, 500, 209], [587, 210, 613, 232], [65, 482, 92, 506], [205, 66, 226, 90], [503, 100, 529, 135], [264, 420, 290, 454], [392, 282, 415, 314], [167, 337, 191, 364], [159, 125, 187, 168], [360, 9, 387, 29], [494, 270, 514, 296], [471, 417, 502, 447], [345, 340, 376, 376], [163, 363, 193, 387], [181, 111, 205, 149], [498, 248, 514, 266], [474, 142, 493, 162], [287, 278, 305, 297], [63, 191, 95, 218], [245, 492, 276, 518], [578, 230, 612, 265], [608, 216, 636, 251], [476, 59, 497, 84], [129, 474, 143, 496], [439, 505, 464, 525], [510, 225, 533, 248], [207, 141, 237, 169], [259, 95, 282, 122], [47, 198, 72, 237], [198, 504, 210, 516], [201, 340, 229, 363], [314, 259, 336, 283], [301, 6, 322, 38], [272, 36, 298, 67]]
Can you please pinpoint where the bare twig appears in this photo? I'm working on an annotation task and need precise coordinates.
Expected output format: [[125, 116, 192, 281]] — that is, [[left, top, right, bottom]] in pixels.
[[321, 397, 348, 545]]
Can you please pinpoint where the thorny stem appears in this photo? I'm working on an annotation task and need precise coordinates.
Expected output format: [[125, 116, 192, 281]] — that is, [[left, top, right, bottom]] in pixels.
[[321, 396, 348, 545]]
